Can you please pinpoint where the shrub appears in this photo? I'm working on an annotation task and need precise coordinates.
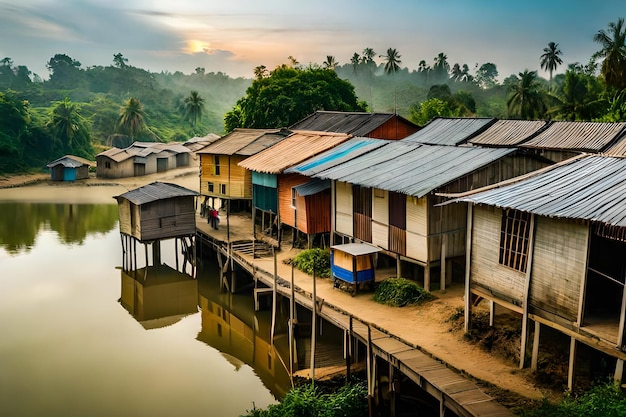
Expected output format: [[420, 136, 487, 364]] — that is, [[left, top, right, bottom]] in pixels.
[[242, 382, 367, 417], [291, 248, 331, 278], [373, 277, 434, 307]]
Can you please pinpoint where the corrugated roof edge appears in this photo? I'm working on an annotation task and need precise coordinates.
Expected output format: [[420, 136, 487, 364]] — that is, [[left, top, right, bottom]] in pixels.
[[434, 153, 589, 204]]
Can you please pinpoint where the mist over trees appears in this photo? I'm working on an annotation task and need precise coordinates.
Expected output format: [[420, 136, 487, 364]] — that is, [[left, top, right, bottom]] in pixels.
[[1, 18, 626, 174]]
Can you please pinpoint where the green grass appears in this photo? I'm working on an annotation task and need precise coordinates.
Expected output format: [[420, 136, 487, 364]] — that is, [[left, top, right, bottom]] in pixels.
[[373, 277, 434, 307]]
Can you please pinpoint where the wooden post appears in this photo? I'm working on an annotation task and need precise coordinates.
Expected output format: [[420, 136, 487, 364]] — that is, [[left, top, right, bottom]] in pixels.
[[424, 262, 430, 292], [346, 316, 353, 382], [271, 247, 277, 345], [489, 301, 495, 327], [395, 253, 401, 279], [520, 214, 536, 369], [367, 326, 374, 417], [289, 264, 295, 382], [389, 363, 397, 417], [440, 233, 447, 292], [311, 266, 317, 385], [464, 204, 473, 333], [568, 336, 577, 391], [531, 321, 541, 371]]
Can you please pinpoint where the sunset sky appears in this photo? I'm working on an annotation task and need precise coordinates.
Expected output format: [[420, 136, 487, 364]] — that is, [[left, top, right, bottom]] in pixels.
[[0, 0, 621, 80]]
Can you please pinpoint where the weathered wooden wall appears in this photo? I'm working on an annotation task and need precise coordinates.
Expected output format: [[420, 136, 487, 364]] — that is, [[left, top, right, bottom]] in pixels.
[[372, 188, 389, 250], [368, 118, 419, 140], [135, 197, 196, 241], [335, 181, 353, 236], [470, 205, 526, 305], [529, 216, 588, 322], [200, 154, 251, 199]]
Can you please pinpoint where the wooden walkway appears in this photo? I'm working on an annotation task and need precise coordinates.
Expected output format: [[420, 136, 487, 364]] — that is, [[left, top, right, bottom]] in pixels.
[[196, 226, 514, 417]]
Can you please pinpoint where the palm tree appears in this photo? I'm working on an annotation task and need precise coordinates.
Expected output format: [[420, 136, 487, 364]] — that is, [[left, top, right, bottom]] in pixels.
[[350, 53, 360, 74], [183, 91, 205, 128], [118, 97, 146, 141], [383, 48, 401, 75], [506, 70, 547, 119], [593, 18, 626, 90], [451, 63, 463, 82], [540, 42, 563, 83], [253, 65, 268, 79], [361, 48, 376, 64], [322, 55, 338, 70], [48, 97, 92, 156]]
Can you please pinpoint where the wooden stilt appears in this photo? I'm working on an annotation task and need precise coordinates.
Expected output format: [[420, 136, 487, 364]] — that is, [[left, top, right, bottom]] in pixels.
[[531, 321, 540, 371], [440, 234, 447, 292], [568, 337, 577, 391], [464, 204, 473, 333], [489, 300, 495, 327], [311, 266, 317, 385], [270, 248, 277, 345]]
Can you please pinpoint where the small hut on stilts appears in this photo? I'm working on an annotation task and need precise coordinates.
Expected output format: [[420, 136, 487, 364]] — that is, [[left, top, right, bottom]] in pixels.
[[114, 182, 199, 276]]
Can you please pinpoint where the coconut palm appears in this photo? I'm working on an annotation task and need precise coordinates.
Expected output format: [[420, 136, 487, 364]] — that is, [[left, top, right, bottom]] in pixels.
[[322, 55, 338, 70], [361, 48, 376, 64], [350, 53, 360, 74], [253, 65, 268, 79], [506, 70, 547, 119], [540, 42, 563, 83], [451, 63, 463, 82], [48, 97, 92, 156], [593, 18, 626, 90], [118, 97, 146, 141], [383, 48, 401, 75], [183, 91, 205, 128]]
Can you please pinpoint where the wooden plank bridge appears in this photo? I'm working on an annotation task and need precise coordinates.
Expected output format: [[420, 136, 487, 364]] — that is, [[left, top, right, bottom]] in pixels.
[[196, 229, 513, 417]]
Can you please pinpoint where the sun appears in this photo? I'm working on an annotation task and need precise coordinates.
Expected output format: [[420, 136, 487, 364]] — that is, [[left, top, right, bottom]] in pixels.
[[184, 40, 212, 54]]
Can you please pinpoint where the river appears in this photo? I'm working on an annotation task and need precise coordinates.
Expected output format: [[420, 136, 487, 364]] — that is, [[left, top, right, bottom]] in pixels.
[[0, 200, 284, 417]]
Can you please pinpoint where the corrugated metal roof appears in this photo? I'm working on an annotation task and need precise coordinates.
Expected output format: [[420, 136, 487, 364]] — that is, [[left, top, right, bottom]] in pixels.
[[520, 121, 626, 151], [47, 155, 95, 168], [331, 242, 381, 256], [114, 182, 199, 205], [285, 137, 390, 176], [600, 131, 626, 156], [309, 141, 515, 197], [97, 142, 189, 162], [468, 119, 548, 146], [235, 131, 291, 156], [196, 128, 286, 155], [289, 111, 416, 136], [401, 117, 496, 146], [294, 178, 330, 196], [238, 130, 351, 174], [445, 155, 626, 227]]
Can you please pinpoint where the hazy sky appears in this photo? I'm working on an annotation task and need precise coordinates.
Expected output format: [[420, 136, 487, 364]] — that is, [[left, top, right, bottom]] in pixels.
[[0, 0, 621, 80]]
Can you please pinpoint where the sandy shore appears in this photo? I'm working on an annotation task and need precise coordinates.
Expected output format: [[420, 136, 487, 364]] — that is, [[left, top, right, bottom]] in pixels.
[[0, 167, 200, 204]]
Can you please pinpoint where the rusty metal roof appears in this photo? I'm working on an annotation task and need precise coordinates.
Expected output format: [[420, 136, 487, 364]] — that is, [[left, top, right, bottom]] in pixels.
[[401, 117, 496, 146], [306, 141, 515, 198], [520, 121, 626, 151], [285, 137, 390, 176], [196, 128, 287, 155], [114, 182, 199, 205], [238, 130, 351, 174], [468, 119, 549, 147], [443, 154, 626, 227], [289, 110, 418, 136]]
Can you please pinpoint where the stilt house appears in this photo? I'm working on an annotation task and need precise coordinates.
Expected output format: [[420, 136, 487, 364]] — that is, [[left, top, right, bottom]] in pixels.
[[46, 155, 94, 181], [238, 131, 352, 247], [196, 128, 290, 213], [442, 154, 626, 390], [287, 140, 551, 290], [289, 110, 419, 140]]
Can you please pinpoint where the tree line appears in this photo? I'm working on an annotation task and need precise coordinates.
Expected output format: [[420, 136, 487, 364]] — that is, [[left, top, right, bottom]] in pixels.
[[1, 18, 625, 175]]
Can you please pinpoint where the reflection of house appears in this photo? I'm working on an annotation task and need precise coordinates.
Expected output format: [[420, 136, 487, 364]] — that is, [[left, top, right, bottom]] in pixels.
[[288, 140, 550, 290], [120, 264, 198, 329], [289, 110, 419, 140], [96, 142, 192, 178], [444, 154, 626, 389], [46, 154, 94, 181], [196, 128, 290, 211], [238, 131, 352, 246]]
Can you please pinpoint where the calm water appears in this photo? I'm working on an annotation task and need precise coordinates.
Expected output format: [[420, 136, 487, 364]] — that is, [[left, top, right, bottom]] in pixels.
[[0, 202, 285, 417]]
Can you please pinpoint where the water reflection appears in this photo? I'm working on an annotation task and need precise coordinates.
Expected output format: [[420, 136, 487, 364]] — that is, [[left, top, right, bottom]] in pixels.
[[196, 266, 294, 399], [0, 202, 118, 254], [119, 265, 199, 330]]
